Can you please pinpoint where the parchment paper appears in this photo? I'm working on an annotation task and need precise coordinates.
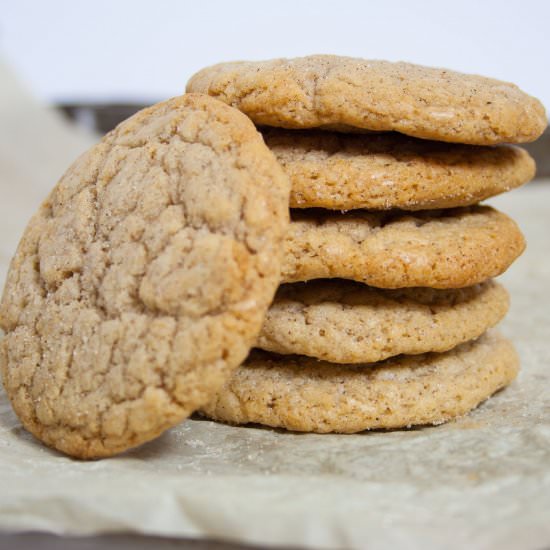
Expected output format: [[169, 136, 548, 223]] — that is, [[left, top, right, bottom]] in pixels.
[[0, 60, 549, 550]]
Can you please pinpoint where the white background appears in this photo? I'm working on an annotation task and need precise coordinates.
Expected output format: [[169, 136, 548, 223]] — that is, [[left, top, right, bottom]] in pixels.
[[0, 0, 549, 109]]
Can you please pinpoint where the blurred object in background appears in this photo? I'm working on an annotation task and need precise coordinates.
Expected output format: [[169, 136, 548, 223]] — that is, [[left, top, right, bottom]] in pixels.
[[522, 133, 550, 179], [59, 103, 149, 134]]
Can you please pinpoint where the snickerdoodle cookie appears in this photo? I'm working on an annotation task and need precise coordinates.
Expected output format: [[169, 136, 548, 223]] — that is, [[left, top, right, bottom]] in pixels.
[[202, 331, 518, 432], [187, 55, 547, 144], [263, 129, 535, 210], [258, 280, 508, 363], [282, 206, 525, 288], [0, 94, 290, 458]]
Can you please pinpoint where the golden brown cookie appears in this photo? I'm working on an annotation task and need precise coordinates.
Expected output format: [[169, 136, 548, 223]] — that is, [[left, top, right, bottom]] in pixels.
[[263, 129, 535, 210], [186, 55, 547, 145], [282, 206, 525, 288], [258, 280, 508, 363], [0, 94, 290, 458], [202, 331, 518, 432]]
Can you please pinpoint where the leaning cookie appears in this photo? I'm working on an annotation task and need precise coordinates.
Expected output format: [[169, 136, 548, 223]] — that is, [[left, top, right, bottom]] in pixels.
[[201, 331, 518, 432], [258, 280, 508, 363], [0, 94, 290, 458], [263, 129, 535, 210], [187, 55, 547, 145], [283, 206, 525, 288]]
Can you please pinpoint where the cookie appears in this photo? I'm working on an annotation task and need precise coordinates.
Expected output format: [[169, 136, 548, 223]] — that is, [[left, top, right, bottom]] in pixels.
[[186, 55, 547, 145], [0, 94, 290, 458], [201, 331, 518, 432], [263, 129, 535, 210], [258, 280, 508, 363], [282, 206, 525, 288]]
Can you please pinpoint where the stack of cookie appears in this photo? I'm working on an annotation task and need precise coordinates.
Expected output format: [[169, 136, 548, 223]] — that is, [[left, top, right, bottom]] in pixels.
[[187, 55, 547, 432], [0, 58, 546, 458]]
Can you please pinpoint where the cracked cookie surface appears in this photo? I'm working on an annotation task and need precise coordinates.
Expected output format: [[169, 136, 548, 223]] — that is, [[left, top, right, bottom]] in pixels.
[[202, 331, 518, 432], [282, 206, 525, 288], [263, 129, 535, 210], [186, 55, 547, 145], [0, 94, 290, 458], [258, 280, 508, 363]]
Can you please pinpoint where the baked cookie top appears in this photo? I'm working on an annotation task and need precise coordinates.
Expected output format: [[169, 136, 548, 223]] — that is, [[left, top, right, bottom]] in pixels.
[[0, 94, 290, 458], [258, 280, 508, 363], [202, 331, 519, 432], [263, 129, 535, 210], [283, 206, 525, 288], [186, 55, 547, 145]]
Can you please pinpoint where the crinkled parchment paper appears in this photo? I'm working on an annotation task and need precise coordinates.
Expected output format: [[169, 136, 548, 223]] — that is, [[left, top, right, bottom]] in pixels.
[[0, 61, 549, 549]]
